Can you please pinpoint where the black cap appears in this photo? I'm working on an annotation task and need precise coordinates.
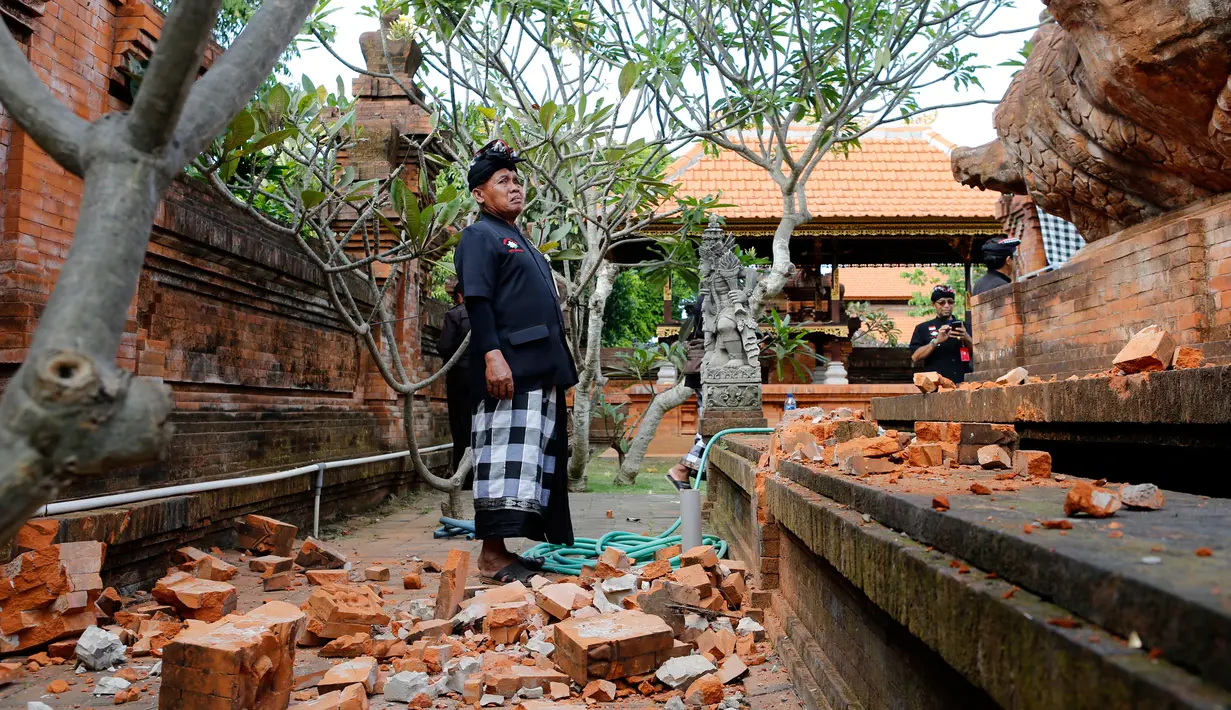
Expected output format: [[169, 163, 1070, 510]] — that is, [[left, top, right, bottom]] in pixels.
[[931, 285, 957, 302], [467, 139, 525, 191], [982, 236, 1021, 259]]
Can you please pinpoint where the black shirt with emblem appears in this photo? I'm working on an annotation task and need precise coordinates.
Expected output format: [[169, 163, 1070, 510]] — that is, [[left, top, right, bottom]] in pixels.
[[455, 213, 577, 395], [909, 316, 972, 383]]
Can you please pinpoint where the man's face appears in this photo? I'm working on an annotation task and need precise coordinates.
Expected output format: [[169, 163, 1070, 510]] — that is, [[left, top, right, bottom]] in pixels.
[[934, 297, 955, 318], [473, 168, 524, 219]]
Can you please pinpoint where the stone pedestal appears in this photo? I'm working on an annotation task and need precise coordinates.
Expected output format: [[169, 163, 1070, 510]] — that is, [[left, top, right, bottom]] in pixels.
[[700, 364, 767, 435], [822, 361, 849, 385], [656, 364, 677, 386]]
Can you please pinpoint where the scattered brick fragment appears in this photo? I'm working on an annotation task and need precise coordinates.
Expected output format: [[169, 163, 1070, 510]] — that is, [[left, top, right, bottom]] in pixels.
[[913, 371, 954, 393], [434, 549, 471, 620], [364, 565, 390, 582], [263, 571, 297, 591], [977, 445, 1012, 470], [582, 679, 617, 701], [553, 610, 674, 684], [684, 673, 724, 706], [680, 545, 718, 569], [1120, 483, 1166, 510], [1112, 325, 1175, 374], [298, 683, 369, 710], [1013, 450, 1052, 479], [297, 537, 349, 569], [307, 570, 350, 586], [0, 541, 105, 653], [402, 573, 423, 590], [1064, 482, 1122, 518], [1196, 547, 1214, 557], [1046, 616, 1081, 629], [1172, 346, 1204, 369], [321, 633, 373, 658], [318, 656, 378, 694], [249, 555, 294, 575], [1040, 520, 1074, 530], [14, 519, 60, 552], [234, 514, 298, 557], [932, 496, 950, 512], [535, 583, 592, 620], [302, 585, 389, 641], [159, 600, 304, 709], [969, 483, 992, 496], [152, 571, 237, 622]]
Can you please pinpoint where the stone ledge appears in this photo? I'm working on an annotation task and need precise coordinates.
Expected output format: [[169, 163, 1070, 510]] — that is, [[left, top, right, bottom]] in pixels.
[[765, 475, 1231, 709], [870, 366, 1231, 426], [775, 460, 1231, 692]]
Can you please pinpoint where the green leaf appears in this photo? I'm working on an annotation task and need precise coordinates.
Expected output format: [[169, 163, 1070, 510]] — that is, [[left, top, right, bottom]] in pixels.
[[267, 84, 291, 124], [301, 190, 327, 209], [219, 157, 239, 182], [376, 212, 402, 239], [232, 128, 298, 158], [618, 60, 640, 98], [224, 111, 256, 152], [538, 240, 560, 253], [539, 100, 558, 130], [476, 106, 497, 120]]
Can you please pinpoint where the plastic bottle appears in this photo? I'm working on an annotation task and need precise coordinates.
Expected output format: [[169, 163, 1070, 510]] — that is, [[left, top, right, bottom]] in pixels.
[[784, 391, 797, 411]]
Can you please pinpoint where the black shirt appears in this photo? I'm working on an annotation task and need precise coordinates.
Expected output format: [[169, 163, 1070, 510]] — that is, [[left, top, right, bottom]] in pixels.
[[909, 316, 972, 383], [455, 213, 577, 394], [972, 269, 1011, 296]]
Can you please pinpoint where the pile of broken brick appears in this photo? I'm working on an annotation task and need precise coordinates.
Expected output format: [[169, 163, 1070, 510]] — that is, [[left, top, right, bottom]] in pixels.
[[772, 407, 1170, 523], [2, 512, 776, 709], [912, 324, 1206, 394]]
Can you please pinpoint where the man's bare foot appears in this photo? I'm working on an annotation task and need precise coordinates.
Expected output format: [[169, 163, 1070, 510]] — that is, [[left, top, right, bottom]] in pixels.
[[477, 539, 519, 578], [668, 464, 690, 483]]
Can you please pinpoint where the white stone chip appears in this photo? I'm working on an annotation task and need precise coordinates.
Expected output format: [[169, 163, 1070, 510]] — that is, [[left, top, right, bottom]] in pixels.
[[384, 671, 431, 702], [75, 626, 127, 671], [656, 655, 717, 688], [92, 676, 132, 696], [480, 694, 505, 706]]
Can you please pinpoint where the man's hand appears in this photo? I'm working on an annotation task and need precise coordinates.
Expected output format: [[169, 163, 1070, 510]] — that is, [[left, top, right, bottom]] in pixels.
[[951, 322, 971, 344], [485, 350, 514, 400], [935, 325, 952, 344]]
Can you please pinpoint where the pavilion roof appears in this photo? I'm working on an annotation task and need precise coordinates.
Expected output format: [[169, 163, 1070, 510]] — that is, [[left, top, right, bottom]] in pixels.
[[665, 125, 998, 221]]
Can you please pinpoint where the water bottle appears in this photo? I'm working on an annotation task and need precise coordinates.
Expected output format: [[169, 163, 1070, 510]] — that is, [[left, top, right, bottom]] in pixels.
[[784, 391, 797, 411]]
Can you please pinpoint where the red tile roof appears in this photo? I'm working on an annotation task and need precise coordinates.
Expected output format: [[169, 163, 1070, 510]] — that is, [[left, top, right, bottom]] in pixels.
[[841, 266, 943, 300], [666, 125, 998, 220]]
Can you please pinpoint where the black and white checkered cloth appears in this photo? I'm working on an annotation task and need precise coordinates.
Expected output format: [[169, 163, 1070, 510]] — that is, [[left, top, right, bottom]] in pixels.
[[1038, 209, 1085, 266], [471, 388, 558, 514], [681, 433, 706, 472]]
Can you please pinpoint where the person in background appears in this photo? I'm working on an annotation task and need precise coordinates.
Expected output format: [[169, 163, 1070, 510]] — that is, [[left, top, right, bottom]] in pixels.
[[909, 285, 973, 383], [437, 281, 472, 484], [972, 236, 1022, 296], [665, 296, 706, 490]]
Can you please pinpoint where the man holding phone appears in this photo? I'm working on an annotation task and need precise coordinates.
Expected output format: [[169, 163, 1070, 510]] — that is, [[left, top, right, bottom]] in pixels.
[[909, 285, 973, 383]]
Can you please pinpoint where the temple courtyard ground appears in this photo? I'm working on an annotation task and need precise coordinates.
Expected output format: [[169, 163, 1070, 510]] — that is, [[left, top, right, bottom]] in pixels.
[[0, 483, 804, 710]]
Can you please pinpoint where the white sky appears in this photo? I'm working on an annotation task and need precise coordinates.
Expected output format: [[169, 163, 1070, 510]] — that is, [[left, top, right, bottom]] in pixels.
[[287, 0, 1045, 148]]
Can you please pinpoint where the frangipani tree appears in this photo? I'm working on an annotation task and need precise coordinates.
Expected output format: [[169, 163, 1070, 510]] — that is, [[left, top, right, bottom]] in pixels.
[[592, 0, 1026, 312], [0, 0, 320, 540]]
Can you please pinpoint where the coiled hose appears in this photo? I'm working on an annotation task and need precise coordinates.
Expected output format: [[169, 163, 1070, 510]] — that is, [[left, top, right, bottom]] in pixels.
[[435, 427, 774, 575]]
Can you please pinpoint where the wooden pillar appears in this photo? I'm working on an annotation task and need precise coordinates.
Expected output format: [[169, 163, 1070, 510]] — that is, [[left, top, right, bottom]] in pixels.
[[663, 277, 673, 324], [829, 237, 840, 324]]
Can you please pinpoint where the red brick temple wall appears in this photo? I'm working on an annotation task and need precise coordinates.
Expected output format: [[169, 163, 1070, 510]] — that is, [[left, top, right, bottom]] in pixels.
[[0, 2, 450, 583], [971, 193, 1231, 380]]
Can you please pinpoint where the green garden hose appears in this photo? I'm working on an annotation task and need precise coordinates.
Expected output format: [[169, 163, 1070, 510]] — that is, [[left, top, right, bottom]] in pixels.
[[521, 427, 774, 575]]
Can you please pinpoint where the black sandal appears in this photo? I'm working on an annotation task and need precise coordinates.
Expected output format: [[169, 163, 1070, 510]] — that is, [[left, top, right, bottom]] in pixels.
[[519, 555, 546, 571], [665, 474, 692, 491], [481, 561, 537, 585]]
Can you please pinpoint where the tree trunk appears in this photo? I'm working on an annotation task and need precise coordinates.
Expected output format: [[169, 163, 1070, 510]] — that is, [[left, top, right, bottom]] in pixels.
[[613, 380, 694, 486], [0, 150, 175, 541], [567, 262, 617, 492], [750, 195, 806, 314], [401, 394, 468, 517]]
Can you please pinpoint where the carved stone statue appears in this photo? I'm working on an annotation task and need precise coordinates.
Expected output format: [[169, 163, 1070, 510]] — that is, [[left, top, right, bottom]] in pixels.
[[697, 218, 766, 434], [951, 5, 1231, 240]]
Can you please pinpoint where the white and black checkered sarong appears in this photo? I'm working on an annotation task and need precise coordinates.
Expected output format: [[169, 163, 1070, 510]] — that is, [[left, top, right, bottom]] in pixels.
[[471, 388, 558, 515], [1039, 209, 1085, 266]]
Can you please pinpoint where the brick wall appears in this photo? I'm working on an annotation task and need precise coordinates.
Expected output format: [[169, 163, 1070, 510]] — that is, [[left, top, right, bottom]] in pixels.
[[971, 193, 1231, 380]]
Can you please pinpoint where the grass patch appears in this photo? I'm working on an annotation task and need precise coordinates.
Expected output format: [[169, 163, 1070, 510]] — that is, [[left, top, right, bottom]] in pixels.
[[583, 457, 681, 494]]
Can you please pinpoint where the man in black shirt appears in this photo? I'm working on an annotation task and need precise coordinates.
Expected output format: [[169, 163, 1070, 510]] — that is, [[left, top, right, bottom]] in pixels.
[[972, 236, 1021, 296], [438, 282, 471, 480], [909, 285, 973, 383], [455, 140, 578, 583]]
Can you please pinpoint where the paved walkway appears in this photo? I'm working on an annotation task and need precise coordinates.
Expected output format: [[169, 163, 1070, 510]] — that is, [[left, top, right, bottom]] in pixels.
[[0, 491, 805, 709]]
